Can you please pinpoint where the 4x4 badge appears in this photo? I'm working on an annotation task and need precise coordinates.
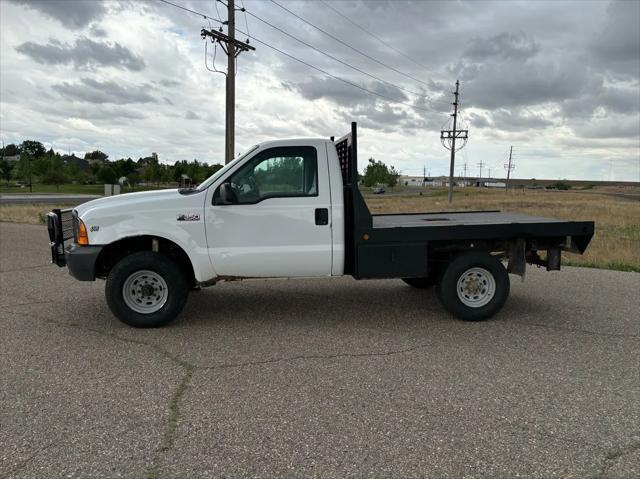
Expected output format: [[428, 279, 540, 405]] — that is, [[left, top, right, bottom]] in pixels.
[[177, 213, 200, 221]]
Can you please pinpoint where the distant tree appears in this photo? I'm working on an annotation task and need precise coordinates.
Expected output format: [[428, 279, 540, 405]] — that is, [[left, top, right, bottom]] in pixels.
[[161, 168, 173, 184], [1, 143, 21, 156], [362, 158, 400, 187], [126, 171, 140, 189], [89, 162, 102, 177], [20, 140, 46, 159], [173, 160, 186, 182], [204, 163, 223, 179], [31, 157, 49, 179], [84, 150, 108, 161], [0, 159, 13, 185], [42, 157, 67, 191], [15, 152, 32, 184], [97, 166, 117, 184], [65, 162, 83, 183]]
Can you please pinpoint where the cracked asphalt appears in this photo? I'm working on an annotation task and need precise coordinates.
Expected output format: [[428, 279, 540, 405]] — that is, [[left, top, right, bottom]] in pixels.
[[1, 221, 639, 478]]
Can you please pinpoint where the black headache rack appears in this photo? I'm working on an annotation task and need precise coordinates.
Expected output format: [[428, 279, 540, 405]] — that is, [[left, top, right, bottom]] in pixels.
[[47, 208, 75, 267], [333, 122, 595, 280], [333, 122, 373, 276]]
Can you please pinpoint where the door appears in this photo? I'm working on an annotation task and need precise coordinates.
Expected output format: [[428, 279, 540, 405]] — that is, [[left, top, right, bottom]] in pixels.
[[206, 145, 333, 277]]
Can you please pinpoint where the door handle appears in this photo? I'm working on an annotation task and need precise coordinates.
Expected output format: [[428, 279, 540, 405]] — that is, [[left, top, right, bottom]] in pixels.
[[315, 208, 329, 225]]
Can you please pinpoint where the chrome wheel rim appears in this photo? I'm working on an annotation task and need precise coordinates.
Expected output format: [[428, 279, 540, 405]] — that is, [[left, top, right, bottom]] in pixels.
[[122, 270, 168, 314], [456, 267, 496, 308]]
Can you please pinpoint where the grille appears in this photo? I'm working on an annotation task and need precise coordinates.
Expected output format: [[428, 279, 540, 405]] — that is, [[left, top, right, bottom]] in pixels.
[[59, 209, 75, 242]]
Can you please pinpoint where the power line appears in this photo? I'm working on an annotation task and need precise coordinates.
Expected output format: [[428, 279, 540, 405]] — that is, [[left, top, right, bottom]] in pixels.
[[318, 0, 448, 81], [234, 28, 433, 113], [158, 0, 434, 113], [243, 8, 436, 102], [157, 0, 222, 23], [268, 0, 435, 90], [238, 0, 251, 42]]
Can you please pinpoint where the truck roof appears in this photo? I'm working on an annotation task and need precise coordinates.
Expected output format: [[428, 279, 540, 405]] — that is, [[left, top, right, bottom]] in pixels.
[[253, 138, 332, 149]]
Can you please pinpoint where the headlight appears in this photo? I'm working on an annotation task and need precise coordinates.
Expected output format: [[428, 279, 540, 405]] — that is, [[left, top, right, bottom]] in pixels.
[[74, 216, 90, 245]]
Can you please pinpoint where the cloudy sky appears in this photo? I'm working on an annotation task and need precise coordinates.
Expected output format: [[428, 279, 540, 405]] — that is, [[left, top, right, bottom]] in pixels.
[[1, 0, 639, 181]]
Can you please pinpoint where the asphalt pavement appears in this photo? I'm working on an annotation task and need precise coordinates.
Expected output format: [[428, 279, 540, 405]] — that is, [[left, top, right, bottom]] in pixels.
[[1, 221, 639, 478]]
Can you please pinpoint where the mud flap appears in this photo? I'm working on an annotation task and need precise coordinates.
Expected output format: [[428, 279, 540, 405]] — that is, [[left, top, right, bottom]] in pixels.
[[507, 238, 526, 281]]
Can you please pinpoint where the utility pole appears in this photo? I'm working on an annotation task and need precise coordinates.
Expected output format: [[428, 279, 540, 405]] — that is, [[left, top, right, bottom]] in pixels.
[[462, 162, 468, 186], [201, 0, 254, 164], [28, 155, 32, 193], [477, 160, 485, 180], [226, 0, 235, 165], [488, 167, 491, 179], [440, 80, 468, 204], [504, 146, 515, 192]]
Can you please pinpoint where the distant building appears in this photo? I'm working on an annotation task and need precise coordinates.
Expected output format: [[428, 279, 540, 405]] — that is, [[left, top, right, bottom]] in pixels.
[[2, 155, 20, 163], [180, 174, 191, 188], [399, 175, 446, 187], [62, 154, 90, 172], [473, 178, 505, 188]]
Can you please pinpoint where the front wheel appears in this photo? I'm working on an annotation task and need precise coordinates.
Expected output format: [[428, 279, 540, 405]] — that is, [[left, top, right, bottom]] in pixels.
[[106, 251, 189, 328], [436, 252, 510, 321]]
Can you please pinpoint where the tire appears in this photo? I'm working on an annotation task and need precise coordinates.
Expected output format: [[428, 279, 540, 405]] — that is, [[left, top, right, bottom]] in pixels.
[[105, 251, 189, 328], [436, 252, 510, 322]]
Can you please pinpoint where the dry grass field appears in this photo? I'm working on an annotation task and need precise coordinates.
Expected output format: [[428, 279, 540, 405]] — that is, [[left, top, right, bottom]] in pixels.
[[0, 204, 67, 225], [366, 186, 640, 272], [1, 186, 638, 271]]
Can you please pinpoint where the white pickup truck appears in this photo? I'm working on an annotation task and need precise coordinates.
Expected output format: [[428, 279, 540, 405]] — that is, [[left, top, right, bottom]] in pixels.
[[47, 123, 594, 328]]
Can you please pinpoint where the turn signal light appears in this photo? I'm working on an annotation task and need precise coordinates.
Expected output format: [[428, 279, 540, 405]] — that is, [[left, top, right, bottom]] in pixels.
[[77, 219, 89, 245]]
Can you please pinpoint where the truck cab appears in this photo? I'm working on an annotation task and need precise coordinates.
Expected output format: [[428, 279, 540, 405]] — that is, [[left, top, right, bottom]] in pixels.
[[47, 123, 594, 328]]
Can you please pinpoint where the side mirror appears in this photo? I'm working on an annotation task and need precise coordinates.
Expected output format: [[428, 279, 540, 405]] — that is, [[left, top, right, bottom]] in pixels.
[[218, 182, 234, 205]]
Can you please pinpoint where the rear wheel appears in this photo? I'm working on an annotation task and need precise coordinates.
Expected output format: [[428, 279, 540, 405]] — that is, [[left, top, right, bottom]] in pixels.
[[436, 252, 509, 321], [106, 251, 189, 328]]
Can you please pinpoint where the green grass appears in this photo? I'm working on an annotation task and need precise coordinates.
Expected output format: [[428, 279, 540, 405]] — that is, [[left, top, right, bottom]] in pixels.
[[563, 258, 640, 273]]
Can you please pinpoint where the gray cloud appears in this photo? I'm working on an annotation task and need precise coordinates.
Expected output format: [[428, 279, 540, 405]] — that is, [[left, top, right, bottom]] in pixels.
[[572, 116, 640, 139], [562, 84, 640, 118], [490, 109, 554, 131], [283, 77, 408, 108], [157, 79, 181, 88], [52, 78, 156, 104], [10, 0, 106, 29], [39, 103, 147, 122], [590, 0, 640, 79], [464, 32, 540, 61], [185, 111, 200, 120], [89, 24, 108, 38], [453, 53, 600, 110], [467, 112, 491, 129], [16, 37, 145, 71]]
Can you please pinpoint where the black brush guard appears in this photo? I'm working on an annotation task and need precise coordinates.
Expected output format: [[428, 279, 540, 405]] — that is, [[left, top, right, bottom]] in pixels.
[[47, 208, 74, 267]]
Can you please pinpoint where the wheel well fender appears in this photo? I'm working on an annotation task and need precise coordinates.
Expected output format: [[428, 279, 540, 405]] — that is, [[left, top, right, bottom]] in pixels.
[[95, 235, 196, 286]]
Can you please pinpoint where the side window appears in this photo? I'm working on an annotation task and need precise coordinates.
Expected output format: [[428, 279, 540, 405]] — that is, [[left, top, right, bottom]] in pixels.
[[227, 146, 318, 204]]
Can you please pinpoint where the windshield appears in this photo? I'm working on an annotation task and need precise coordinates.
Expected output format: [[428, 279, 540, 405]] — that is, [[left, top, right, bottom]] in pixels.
[[196, 145, 259, 191]]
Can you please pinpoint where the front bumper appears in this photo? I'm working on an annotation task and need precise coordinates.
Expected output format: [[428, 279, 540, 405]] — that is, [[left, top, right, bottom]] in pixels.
[[47, 208, 102, 281], [65, 243, 103, 281]]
